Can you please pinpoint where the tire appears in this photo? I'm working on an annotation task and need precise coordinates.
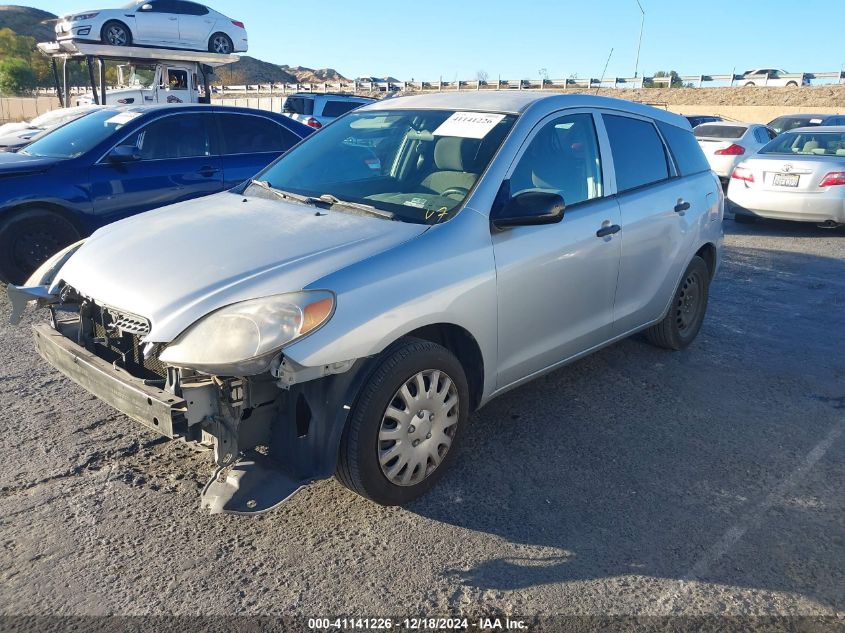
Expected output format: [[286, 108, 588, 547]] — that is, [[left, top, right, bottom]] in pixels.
[[208, 33, 234, 54], [336, 339, 470, 505], [786, 81, 798, 87], [744, 82, 755, 87], [645, 256, 711, 351], [0, 209, 80, 285], [101, 21, 132, 47], [733, 212, 757, 224]]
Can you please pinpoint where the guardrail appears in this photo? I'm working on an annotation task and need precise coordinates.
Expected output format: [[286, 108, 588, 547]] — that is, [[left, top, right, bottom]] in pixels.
[[19, 70, 845, 99]]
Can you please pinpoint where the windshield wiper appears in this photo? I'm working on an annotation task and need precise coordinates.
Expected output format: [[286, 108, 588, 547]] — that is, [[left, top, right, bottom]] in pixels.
[[248, 180, 315, 205], [317, 193, 395, 220]]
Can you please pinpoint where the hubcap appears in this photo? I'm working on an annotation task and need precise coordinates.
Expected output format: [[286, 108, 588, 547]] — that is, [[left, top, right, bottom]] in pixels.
[[107, 26, 127, 46], [213, 36, 231, 53], [14, 229, 60, 272], [378, 369, 459, 486], [676, 270, 703, 333]]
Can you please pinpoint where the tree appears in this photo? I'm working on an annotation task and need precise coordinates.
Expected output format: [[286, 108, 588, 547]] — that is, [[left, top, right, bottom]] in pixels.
[[649, 70, 683, 88], [476, 69, 489, 83], [0, 57, 37, 95]]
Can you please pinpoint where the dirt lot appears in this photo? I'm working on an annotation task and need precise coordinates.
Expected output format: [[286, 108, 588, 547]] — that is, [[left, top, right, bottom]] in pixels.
[[0, 218, 843, 624]]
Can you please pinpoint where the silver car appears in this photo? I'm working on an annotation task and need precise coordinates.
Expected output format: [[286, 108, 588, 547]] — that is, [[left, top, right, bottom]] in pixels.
[[728, 126, 845, 227], [8, 93, 724, 514]]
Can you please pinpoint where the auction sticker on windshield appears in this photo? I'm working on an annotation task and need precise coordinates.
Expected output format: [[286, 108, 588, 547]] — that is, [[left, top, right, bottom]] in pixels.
[[105, 112, 142, 126], [433, 112, 506, 139]]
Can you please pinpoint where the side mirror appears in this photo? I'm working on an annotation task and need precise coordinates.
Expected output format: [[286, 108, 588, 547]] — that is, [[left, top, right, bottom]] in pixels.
[[139, 3, 153, 10], [492, 190, 565, 229], [107, 145, 141, 163]]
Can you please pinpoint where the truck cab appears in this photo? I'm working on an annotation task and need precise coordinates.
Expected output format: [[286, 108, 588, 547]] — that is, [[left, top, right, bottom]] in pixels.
[[74, 61, 202, 106]]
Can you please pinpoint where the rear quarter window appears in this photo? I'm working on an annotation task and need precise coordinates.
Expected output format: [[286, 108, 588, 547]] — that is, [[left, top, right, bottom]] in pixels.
[[321, 100, 366, 118], [603, 115, 670, 192]]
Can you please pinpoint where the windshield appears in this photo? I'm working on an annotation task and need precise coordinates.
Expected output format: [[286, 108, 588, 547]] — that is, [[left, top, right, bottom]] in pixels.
[[768, 116, 824, 134], [117, 64, 156, 88], [254, 109, 517, 224], [694, 125, 746, 139], [760, 132, 845, 156], [20, 109, 141, 159]]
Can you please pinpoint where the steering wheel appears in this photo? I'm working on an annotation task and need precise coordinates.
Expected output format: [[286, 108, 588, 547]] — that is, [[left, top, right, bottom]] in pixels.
[[439, 187, 470, 198]]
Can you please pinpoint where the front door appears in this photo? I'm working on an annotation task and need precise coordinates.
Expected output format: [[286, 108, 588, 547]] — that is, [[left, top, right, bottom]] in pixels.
[[492, 111, 622, 388], [89, 112, 222, 223], [133, 0, 180, 44]]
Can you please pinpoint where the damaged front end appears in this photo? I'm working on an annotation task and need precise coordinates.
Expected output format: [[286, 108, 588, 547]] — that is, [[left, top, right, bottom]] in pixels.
[[9, 282, 368, 516]]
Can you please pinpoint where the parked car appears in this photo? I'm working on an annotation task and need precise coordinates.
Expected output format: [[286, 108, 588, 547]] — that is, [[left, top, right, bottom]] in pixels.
[[685, 115, 722, 128], [768, 113, 845, 135], [55, 0, 248, 53], [8, 93, 723, 514], [727, 126, 845, 226], [740, 69, 809, 87], [0, 106, 100, 152], [282, 93, 376, 129], [694, 122, 777, 183], [0, 104, 311, 284]]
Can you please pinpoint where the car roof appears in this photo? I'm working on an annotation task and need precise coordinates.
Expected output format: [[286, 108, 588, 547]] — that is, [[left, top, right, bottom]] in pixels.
[[360, 92, 688, 126], [772, 113, 831, 119], [696, 121, 749, 128], [786, 125, 845, 133]]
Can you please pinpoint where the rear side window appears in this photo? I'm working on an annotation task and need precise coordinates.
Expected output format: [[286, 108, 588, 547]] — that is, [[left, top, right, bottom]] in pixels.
[[283, 97, 314, 116], [321, 100, 365, 118], [603, 115, 669, 192], [658, 121, 711, 176], [123, 113, 214, 160], [175, 1, 209, 14], [217, 113, 300, 154]]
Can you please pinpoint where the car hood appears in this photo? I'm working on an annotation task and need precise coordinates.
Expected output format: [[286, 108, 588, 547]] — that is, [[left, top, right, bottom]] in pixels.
[[0, 152, 59, 174], [55, 191, 429, 342]]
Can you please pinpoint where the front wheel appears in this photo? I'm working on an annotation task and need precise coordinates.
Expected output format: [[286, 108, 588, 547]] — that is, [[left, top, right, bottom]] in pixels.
[[336, 339, 469, 505], [209, 33, 234, 54], [0, 209, 80, 285], [645, 256, 711, 351], [101, 21, 132, 47]]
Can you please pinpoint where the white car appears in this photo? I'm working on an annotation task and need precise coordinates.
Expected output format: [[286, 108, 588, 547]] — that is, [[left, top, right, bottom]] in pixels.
[[0, 106, 100, 152], [694, 122, 777, 182], [55, 0, 248, 54], [740, 69, 809, 88]]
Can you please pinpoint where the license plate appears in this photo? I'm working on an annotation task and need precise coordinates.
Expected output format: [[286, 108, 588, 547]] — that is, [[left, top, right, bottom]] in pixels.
[[773, 173, 799, 187]]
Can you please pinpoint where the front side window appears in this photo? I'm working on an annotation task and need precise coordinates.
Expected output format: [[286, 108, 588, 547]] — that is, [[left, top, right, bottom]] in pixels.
[[603, 114, 670, 193], [21, 109, 142, 159], [166, 69, 188, 90], [509, 113, 603, 207], [254, 109, 517, 224], [760, 132, 845, 156], [218, 114, 298, 154], [118, 114, 213, 160]]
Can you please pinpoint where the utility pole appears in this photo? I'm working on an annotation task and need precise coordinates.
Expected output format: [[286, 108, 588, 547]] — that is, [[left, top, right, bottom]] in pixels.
[[634, 0, 645, 78]]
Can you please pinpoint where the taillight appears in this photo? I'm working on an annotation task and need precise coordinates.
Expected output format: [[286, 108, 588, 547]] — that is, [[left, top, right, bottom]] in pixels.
[[232, 20, 245, 28], [731, 166, 754, 182], [819, 172, 845, 187], [715, 143, 745, 156], [305, 117, 322, 129]]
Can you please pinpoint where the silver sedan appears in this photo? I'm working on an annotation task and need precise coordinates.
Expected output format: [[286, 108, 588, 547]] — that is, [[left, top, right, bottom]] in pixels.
[[728, 126, 845, 227]]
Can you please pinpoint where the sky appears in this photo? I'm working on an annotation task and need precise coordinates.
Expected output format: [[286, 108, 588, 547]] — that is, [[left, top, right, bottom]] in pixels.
[[32, 0, 845, 81]]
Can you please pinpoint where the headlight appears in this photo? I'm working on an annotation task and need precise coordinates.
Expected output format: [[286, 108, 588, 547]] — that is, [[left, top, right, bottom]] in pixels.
[[72, 12, 99, 20], [25, 239, 86, 287], [158, 291, 334, 376]]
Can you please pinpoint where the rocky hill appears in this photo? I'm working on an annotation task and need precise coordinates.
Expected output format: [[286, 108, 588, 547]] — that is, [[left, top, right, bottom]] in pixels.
[[0, 5, 56, 41]]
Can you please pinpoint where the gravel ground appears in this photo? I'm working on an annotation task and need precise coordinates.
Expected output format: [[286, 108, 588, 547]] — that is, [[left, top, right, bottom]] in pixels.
[[0, 218, 843, 621]]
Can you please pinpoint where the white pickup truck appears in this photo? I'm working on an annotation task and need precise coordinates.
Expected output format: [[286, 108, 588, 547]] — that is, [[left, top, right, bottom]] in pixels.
[[74, 60, 204, 106]]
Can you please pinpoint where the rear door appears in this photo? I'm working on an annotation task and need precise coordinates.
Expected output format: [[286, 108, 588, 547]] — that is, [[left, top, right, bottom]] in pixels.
[[602, 113, 710, 335], [89, 112, 222, 222], [215, 112, 303, 187], [173, 1, 214, 48], [493, 110, 622, 387], [133, 0, 180, 44]]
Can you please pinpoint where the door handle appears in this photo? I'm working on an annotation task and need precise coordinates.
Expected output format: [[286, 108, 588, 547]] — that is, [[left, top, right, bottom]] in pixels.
[[198, 166, 219, 177], [169, 16, 178, 20], [674, 200, 691, 214], [596, 224, 621, 238]]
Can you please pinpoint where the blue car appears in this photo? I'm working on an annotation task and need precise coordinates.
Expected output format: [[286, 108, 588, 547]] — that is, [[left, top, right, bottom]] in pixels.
[[0, 104, 312, 284]]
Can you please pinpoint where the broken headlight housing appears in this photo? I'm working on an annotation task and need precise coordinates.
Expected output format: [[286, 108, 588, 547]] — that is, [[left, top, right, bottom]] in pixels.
[[158, 291, 335, 376]]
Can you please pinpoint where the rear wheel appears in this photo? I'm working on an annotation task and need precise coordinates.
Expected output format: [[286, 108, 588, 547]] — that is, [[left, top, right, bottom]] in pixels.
[[0, 209, 80, 285], [786, 81, 798, 87], [208, 33, 234, 54], [645, 256, 710, 351], [336, 339, 469, 505], [101, 21, 132, 47], [744, 81, 755, 87]]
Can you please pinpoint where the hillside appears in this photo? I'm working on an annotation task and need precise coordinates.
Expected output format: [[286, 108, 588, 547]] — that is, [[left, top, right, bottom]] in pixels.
[[0, 5, 55, 41]]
